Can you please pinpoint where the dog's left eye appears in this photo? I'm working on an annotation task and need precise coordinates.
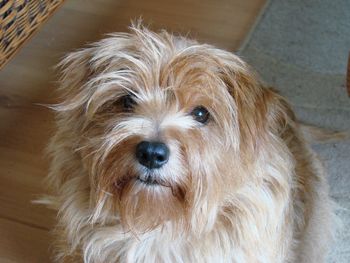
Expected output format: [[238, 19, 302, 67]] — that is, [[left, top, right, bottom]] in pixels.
[[191, 106, 210, 124], [121, 95, 136, 111]]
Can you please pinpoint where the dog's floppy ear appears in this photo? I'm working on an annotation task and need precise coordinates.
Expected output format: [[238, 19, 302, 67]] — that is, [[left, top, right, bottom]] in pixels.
[[54, 33, 136, 114], [55, 48, 95, 111], [260, 87, 296, 135], [218, 60, 294, 156], [218, 61, 265, 154]]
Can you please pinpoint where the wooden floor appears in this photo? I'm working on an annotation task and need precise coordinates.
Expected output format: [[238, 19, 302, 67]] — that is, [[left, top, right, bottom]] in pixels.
[[0, 0, 265, 262]]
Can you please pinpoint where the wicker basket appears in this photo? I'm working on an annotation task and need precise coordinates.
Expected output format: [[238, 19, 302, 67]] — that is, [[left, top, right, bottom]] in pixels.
[[0, 0, 65, 69]]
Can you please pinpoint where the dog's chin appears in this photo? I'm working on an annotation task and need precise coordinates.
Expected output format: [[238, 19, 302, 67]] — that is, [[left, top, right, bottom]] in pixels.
[[110, 171, 187, 231]]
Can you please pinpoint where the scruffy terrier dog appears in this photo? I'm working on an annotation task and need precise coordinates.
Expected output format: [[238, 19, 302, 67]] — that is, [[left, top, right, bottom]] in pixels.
[[45, 25, 334, 262]]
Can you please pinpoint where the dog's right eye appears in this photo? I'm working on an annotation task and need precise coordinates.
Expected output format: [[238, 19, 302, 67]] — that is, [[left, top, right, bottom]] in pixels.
[[121, 95, 136, 111]]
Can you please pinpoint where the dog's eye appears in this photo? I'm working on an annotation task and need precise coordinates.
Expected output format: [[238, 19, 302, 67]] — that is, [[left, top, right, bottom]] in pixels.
[[191, 106, 210, 124], [121, 95, 136, 111]]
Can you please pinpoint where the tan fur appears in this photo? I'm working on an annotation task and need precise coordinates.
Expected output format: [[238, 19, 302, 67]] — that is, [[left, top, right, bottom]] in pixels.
[[44, 24, 334, 263]]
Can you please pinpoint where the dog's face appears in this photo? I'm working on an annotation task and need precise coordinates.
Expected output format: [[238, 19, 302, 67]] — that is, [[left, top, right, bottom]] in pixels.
[[57, 26, 275, 233]]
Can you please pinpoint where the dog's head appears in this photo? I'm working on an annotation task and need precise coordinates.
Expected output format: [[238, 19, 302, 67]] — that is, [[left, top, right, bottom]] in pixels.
[[55, 25, 290, 233]]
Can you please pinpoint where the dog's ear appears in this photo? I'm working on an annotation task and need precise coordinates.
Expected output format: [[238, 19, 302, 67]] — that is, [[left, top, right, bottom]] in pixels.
[[55, 48, 95, 111], [218, 61, 295, 156], [217, 61, 262, 153], [260, 87, 296, 135]]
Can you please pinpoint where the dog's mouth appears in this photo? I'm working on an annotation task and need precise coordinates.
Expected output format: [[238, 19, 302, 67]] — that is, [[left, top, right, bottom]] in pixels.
[[113, 173, 186, 201], [114, 173, 161, 189], [136, 175, 160, 185]]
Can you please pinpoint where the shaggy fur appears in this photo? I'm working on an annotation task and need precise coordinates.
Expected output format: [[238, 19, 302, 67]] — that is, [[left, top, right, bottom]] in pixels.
[[44, 25, 334, 263]]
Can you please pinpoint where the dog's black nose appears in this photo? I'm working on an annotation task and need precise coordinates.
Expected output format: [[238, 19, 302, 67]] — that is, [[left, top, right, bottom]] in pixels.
[[136, 141, 169, 169]]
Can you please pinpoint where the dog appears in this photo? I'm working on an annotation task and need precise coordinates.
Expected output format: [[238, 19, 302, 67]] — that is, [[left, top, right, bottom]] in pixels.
[[44, 25, 334, 262]]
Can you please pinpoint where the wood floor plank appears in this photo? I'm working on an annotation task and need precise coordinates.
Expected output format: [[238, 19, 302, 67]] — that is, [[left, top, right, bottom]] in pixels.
[[0, 217, 51, 263], [0, 104, 56, 230]]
